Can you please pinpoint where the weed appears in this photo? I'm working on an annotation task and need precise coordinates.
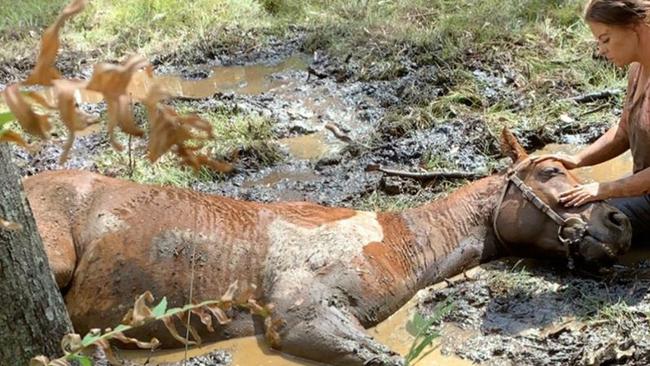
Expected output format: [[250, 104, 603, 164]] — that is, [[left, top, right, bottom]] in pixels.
[[405, 299, 455, 366]]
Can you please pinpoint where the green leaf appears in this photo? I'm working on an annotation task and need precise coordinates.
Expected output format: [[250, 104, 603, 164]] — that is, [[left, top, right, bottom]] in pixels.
[[152, 297, 168, 317], [114, 324, 129, 332], [406, 313, 430, 337], [81, 332, 101, 347], [69, 354, 93, 366], [0, 111, 15, 129], [165, 307, 183, 316]]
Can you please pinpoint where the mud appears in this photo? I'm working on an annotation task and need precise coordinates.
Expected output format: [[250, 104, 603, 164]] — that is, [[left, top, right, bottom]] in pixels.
[[7, 28, 627, 366], [418, 258, 650, 366]]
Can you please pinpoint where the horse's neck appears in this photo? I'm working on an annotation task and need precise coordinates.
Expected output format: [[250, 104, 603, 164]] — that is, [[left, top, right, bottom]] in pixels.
[[400, 174, 504, 288]]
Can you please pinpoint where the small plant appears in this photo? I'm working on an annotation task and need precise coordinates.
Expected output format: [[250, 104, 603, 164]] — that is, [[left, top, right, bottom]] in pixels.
[[404, 299, 454, 366], [31, 281, 278, 366]]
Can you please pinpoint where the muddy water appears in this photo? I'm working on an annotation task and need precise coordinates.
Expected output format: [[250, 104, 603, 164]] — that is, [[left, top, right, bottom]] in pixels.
[[120, 273, 476, 366], [279, 132, 336, 160], [35, 54, 310, 104], [533, 143, 633, 183], [130, 54, 310, 99]]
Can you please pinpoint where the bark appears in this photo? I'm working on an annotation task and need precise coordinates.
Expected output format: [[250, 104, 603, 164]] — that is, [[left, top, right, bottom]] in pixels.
[[0, 144, 73, 363]]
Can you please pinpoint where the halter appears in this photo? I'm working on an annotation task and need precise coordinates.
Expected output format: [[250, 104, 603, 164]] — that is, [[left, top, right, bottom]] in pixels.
[[492, 158, 588, 269]]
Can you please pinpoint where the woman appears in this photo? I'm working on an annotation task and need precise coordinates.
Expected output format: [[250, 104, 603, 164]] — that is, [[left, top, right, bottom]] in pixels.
[[533, 0, 650, 244]]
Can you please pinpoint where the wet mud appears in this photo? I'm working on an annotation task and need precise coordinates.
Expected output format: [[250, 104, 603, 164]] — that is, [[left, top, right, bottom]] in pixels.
[[5, 30, 628, 366], [419, 257, 650, 366]]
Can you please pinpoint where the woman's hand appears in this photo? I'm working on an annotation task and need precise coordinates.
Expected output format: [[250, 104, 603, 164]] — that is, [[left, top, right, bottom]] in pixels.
[[559, 183, 609, 207], [530, 153, 581, 169]]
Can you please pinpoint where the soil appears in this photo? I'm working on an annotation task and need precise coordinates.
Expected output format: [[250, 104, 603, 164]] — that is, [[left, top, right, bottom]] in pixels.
[[419, 258, 650, 366]]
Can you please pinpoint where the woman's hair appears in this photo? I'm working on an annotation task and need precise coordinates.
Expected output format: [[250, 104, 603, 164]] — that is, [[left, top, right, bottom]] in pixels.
[[585, 0, 650, 26]]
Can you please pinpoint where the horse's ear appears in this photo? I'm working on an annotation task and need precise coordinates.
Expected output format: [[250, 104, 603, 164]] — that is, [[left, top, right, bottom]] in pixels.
[[500, 128, 528, 162]]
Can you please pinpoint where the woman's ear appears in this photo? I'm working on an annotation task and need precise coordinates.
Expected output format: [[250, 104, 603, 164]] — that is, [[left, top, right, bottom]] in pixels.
[[500, 128, 529, 163]]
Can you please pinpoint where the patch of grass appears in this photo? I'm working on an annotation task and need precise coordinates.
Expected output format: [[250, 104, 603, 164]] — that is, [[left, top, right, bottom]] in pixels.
[[0, 0, 68, 31], [96, 146, 214, 187], [421, 150, 458, 171], [405, 299, 455, 366], [94, 106, 283, 186], [570, 287, 642, 327], [351, 190, 431, 212], [487, 265, 547, 298], [196, 110, 284, 168]]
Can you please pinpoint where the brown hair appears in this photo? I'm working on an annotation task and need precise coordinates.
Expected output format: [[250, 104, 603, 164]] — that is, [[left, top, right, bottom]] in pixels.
[[585, 0, 650, 26]]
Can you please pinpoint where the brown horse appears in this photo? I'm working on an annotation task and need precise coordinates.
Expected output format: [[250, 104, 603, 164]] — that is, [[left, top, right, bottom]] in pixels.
[[24, 129, 631, 366]]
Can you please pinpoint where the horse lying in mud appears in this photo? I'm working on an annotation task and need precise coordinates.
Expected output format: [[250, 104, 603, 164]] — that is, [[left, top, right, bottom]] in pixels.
[[25, 129, 632, 366]]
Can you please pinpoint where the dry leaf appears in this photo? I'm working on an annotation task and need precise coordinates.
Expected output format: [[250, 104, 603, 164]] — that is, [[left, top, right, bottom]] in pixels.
[[177, 311, 202, 344], [51, 79, 94, 163], [3, 84, 51, 139], [25, 91, 56, 110], [25, 0, 88, 86], [220, 281, 238, 305], [264, 316, 283, 349], [192, 307, 215, 332], [86, 55, 149, 147], [112, 332, 160, 349], [162, 316, 197, 346], [61, 333, 83, 354], [93, 338, 121, 365], [29, 356, 53, 366], [204, 304, 231, 326], [121, 291, 155, 327]]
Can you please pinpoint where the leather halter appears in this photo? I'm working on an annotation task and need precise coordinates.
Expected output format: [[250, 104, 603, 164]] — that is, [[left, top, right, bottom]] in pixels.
[[492, 159, 588, 269]]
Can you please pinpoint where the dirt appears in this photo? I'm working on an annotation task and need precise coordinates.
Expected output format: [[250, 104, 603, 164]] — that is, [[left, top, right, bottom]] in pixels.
[[4, 28, 622, 366], [419, 258, 650, 366]]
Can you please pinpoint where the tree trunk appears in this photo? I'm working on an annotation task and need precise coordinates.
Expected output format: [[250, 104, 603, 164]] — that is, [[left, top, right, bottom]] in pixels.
[[0, 144, 73, 363]]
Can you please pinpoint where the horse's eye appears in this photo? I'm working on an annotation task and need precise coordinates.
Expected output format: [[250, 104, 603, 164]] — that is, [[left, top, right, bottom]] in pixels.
[[540, 167, 564, 177]]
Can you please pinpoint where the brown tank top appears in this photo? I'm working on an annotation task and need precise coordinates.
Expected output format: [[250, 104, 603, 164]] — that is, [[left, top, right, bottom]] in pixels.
[[620, 63, 650, 173]]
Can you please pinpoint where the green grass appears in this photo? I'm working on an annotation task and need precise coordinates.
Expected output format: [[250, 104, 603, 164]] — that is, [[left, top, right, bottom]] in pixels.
[[0, 0, 67, 31], [95, 107, 283, 186], [1, 0, 630, 190]]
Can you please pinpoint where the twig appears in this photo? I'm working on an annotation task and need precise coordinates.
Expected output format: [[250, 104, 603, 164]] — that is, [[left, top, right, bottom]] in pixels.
[[579, 104, 610, 117], [366, 164, 486, 180], [324, 123, 353, 143], [569, 89, 622, 103], [184, 207, 198, 364], [127, 134, 134, 178]]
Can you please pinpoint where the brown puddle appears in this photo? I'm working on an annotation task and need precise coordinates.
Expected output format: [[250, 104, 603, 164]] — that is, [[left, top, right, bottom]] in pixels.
[[279, 132, 333, 161], [119, 270, 477, 366], [241, 170, 319, 188], [533, 143, 633, 183], [35, 54, 311, 104], [128, 54, 310, 99]]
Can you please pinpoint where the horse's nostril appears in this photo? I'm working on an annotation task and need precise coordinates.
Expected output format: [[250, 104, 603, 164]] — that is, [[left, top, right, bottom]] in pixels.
[[607, 210, 625, 227]]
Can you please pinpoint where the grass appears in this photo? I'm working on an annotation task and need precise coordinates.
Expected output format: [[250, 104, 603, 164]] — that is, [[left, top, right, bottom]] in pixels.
[[1, 0, 625, 111], [1, 0, 629, 190], [94, 106, 283, 186]]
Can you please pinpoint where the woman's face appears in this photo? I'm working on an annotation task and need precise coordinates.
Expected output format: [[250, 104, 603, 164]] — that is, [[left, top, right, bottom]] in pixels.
[[588, 21, 640, 66]]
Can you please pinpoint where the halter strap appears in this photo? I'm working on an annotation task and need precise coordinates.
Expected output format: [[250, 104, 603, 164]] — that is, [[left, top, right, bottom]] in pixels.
[[492, 158, 588, 269]]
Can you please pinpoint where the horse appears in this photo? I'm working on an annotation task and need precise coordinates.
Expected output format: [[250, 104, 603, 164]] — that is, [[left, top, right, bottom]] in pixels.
[[24, 129, 631, 365]]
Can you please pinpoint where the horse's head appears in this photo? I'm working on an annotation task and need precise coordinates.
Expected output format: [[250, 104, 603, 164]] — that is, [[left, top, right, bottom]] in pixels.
[[493, 129, 632, 267]]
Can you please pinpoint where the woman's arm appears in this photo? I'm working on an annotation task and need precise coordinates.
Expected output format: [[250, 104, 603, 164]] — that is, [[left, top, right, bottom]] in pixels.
[[602, 166, 650, 198]]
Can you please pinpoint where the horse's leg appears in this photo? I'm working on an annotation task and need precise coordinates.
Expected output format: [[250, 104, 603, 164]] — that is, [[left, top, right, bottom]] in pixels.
[[267, 278, 404, 366]]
